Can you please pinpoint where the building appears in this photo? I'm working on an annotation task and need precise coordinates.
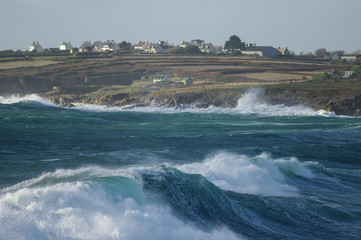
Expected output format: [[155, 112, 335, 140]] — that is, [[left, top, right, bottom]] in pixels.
[[29, 41, 44, 52], [153, 74, 171, 83], [92, 41, 104, 52], [241, 46, 280, 57], [325, 52, 340, 61], [59, 42, 73, 51], [179, 40, 215, 53], [134, 41, 166, 53], [134, 41, 148, 52], [157, 40, 171, 47], [179, 41, 190, 48], [341, 54, 361, 63], [79, 41, 93, 52], [277, 47, 291, 56], [342, 71, 356, 79], [199, 43, 215, 53], [181, 77, 193, 86], [145, 43, 166, 54], [102, 40, 120, 52]]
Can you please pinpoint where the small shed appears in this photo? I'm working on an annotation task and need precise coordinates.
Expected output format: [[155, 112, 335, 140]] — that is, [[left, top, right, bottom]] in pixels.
[[181, 77, 193, 86]]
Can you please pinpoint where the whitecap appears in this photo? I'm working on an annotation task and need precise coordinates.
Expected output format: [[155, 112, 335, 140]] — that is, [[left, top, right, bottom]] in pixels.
[[69, 88, 338, 117], [176, 151, 313, 197], [0, 94, 56, 106], [0, 166, 242, 240]]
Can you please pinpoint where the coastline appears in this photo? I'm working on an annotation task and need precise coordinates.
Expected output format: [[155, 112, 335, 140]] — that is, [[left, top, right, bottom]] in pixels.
[[1, 55, 361, 116], [41, 86, 361, 116]]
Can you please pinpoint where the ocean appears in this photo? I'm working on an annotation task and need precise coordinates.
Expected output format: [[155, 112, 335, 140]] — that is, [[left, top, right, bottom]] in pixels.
[[1, 88, 360, 240]]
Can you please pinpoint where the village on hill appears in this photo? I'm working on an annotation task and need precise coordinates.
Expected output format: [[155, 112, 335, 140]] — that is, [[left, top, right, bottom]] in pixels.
[[25, 36, 361, 64]]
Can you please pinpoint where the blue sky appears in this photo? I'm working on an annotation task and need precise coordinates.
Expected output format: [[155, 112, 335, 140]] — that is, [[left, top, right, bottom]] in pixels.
[[1, 0, 360, 53]]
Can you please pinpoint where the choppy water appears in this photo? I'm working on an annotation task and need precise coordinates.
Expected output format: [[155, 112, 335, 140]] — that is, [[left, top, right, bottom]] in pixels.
[[1, 89, 361, 240]]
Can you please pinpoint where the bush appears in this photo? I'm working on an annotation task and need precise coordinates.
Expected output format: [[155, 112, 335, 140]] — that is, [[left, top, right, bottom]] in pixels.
[[352, 66, 361, 76], [312, 72, 331, 80]]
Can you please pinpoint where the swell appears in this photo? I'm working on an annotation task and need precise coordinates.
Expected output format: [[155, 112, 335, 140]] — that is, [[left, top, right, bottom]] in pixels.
[[1, 152, 360, 239]]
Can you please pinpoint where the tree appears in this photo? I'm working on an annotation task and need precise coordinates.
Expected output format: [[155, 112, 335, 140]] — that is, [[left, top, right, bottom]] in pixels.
[[184, 45, 201, 54], [118, 41, 131, 50], [224, 35, 245, 51], [314, 48, 329, 58]]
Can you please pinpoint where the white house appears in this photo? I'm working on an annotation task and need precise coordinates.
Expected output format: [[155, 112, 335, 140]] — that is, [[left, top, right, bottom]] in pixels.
[[102, 40, 120, 52], [341, 54, 361, 63], [92, 41, 104, 52], [59, 41, 73, 51], [199, 43, 215, 53], [29, 41, 44, 53], [179, 40, 215, 53], [179, 41, 190, 48], [144, 43, 165, 54], [153, 74, 171, 83], [241, 46, 280, 57], [134, 41, 148, 52], [157, 40, 170, 47], [342, 71, 356, 79]]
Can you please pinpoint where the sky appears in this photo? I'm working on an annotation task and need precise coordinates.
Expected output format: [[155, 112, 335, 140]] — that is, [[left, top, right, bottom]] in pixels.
[[1, 0, 360, 54]]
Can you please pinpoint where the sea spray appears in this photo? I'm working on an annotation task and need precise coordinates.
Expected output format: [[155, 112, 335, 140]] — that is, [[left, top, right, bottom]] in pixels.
[[176, 152, 313, 196], [0, 167, 241, 240], [70, 88, 336, 117], [0, 94, 56, 106]]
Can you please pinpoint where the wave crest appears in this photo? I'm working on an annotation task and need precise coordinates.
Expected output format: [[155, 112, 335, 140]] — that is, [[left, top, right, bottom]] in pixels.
[[0, 167, 241, 240], [72, 88, 336, 117], [0, 94, 55, 106], [176, 152, 313, 197]]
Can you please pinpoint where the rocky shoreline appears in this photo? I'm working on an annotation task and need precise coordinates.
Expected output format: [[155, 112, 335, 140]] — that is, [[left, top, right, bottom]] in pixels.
[[1, 55, 360, 116], [44, 87, 361, 116]]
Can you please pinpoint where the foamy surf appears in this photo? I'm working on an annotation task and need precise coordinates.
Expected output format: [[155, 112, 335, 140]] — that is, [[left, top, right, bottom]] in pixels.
[[71, 88, 337, 117], [0, 166, 241, 240], [0, 94, 56, 106], [176, 152, 313, 197]]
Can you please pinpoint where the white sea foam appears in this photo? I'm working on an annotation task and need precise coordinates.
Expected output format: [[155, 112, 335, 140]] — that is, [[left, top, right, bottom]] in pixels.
[[176, 152, 313, 197], [0, 167, 241, 240], [0, 94, 56, 106], [70, 88, 337, 117]]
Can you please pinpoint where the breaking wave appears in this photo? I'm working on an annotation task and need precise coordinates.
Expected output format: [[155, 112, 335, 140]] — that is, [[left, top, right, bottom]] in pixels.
[[0, 94, 56, 106], [176, 151, 313, 197], [0, 167, 241, 240], [71, 88, 336, 117]]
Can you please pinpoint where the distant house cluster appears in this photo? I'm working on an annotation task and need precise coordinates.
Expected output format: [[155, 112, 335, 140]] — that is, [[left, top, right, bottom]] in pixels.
[[179, 40, 218, 53], [27, 39, 360, 63], [79, 40, 120, 53], [134, 40, 170, 54], [28, 40, 120, 53]]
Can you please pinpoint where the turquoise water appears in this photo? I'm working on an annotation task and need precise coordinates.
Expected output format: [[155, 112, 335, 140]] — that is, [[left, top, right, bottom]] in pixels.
[[1, 91, 361, 239]]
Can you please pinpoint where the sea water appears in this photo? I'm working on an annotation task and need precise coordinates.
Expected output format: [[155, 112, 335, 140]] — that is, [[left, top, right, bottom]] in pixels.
[[0, 89, 360, 240]]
